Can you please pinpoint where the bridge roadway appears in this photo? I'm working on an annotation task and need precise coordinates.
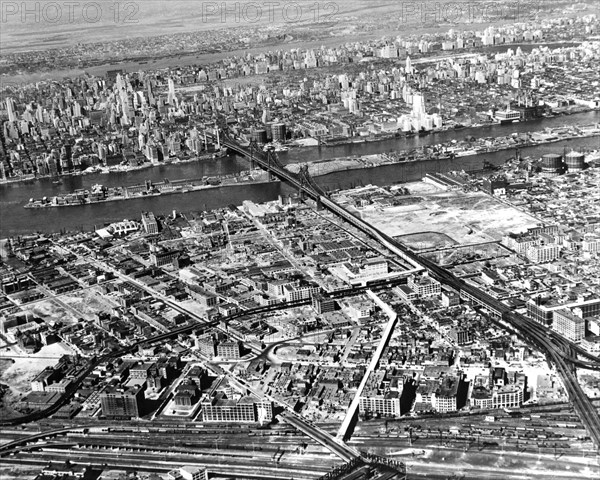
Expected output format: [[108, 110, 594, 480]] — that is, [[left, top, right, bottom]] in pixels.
[[2, 257, 413, 464], [221, 134, 600, 450], [0, 267, 406, 430], [278, 413, 358, 463], [0, 301, 302, 427], [336, 290, 398, 442]]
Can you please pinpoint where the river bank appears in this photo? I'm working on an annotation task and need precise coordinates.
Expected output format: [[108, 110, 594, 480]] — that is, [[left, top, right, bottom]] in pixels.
[[1, 111, 598, 237], [289, 125, 600, 178], [2, 134, 599, 238], [0, 152, 218, 186], [24, 170, 272, 209], [3, 113, 598, 188]]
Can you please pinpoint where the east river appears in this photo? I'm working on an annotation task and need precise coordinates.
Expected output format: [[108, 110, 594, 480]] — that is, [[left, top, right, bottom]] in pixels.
[[1, 111, 598, 237]]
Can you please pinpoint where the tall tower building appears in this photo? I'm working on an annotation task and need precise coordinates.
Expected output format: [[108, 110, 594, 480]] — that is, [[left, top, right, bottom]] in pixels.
[[6, 98, 17, 122], [412, 93, 426, 117], [168, 78, 176, 106], [261, 108, 270, 124]]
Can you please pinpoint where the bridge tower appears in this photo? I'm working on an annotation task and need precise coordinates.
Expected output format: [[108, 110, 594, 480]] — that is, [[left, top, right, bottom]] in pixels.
[[248, 139, 260, 170], [215, 128, 221, 150], [267, 150, 273, 182], [266, 150, 282, 182], [298, 163, 327, 202], [298, 165, 307, 201]]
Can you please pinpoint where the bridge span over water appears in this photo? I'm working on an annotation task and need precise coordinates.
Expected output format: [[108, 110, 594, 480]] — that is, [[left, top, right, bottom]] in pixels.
[[216, 131, 600, 452]]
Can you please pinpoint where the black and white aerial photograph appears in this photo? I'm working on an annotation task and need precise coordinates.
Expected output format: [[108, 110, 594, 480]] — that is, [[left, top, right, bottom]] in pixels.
[[1, 1, 599, 479]]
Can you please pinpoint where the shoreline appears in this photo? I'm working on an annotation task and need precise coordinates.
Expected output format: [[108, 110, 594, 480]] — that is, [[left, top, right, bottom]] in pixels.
[[0, 153, 217, 186], [23, 177, 276, 209], [2, 137, 598, 238], [289, 128, 600, 178], [2, 111, 598, 188], [20, 127, 600, 209], [23, 170, 274, 209]]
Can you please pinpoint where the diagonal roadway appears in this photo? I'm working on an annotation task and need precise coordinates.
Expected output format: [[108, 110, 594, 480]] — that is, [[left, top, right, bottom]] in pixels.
[[219, 131, 600, 452]]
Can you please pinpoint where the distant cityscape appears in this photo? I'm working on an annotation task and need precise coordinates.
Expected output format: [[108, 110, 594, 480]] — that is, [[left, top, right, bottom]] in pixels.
[[0, 14, 599, 180], [1, 3, 600, 480]]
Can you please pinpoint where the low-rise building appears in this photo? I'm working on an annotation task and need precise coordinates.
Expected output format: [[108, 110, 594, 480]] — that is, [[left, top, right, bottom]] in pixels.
[[359, 391, 401, 417], [552, 308, 585, 342], [216, 340, 241, 359], [100, 385, 144, 419], [526, 244, 560, 263], [471, 385, 523, 410], [435, 376, 460, 413], [407, 273, 441, 297], [201, 392, 272, 423]]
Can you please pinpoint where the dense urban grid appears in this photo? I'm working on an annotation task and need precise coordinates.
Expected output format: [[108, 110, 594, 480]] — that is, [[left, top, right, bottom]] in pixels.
[[1, 2, 600, 480]]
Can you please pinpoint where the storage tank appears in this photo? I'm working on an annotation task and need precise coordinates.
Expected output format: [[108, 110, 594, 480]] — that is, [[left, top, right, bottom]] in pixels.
[[251, 129, 267, 144], [540, 153, 564, 177], [565, 151, 585, 171]]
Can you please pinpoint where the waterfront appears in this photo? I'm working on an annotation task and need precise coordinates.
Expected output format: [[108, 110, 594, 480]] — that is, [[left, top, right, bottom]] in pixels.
[[283, 110, 600, 164], [1, 111, 598, 237]]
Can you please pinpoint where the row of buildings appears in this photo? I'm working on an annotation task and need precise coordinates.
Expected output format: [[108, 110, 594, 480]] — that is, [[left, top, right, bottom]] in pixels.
[[2, 15, 598, 181]]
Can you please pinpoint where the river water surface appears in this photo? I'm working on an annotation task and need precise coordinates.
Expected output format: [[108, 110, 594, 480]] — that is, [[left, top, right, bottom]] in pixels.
[[1, 111, 598, 237]]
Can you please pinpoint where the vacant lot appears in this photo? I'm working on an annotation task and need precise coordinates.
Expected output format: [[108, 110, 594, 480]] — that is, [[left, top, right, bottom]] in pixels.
[[0, 342, 73, 418], [362, 183, 538, 247]]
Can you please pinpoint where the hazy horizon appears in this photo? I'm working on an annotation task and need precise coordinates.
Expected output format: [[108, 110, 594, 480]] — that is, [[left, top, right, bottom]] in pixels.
[[1, 0, 385, 53]]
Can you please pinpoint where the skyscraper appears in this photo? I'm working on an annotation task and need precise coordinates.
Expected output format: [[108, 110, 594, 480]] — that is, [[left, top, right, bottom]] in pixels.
[[405, 56, 413, 75], [412, 93, 426, 117], [168, 78, 176, 106], [6, 98, 17, 122]]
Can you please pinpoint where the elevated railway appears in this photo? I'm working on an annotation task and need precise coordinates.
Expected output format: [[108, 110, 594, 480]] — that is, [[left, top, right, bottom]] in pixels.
[[3, 131, 598, 472], [219, 132, 600, 450]]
